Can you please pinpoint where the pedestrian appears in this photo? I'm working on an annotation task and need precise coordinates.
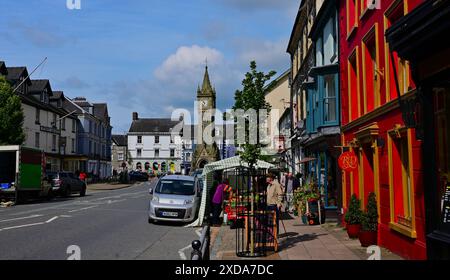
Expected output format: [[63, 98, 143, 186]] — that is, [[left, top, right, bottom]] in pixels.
[[211, 179, 230, 227], [265, 173, 283, 236], [285, 173, 294, 213], [79, 171, 87, 185], [279, 172, 287, 193]]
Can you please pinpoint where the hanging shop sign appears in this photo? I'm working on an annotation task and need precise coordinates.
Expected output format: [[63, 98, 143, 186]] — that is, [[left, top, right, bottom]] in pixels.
[[338, 151, 358, 172]]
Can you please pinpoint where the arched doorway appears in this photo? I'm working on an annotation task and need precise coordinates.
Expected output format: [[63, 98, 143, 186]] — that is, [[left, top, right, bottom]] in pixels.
[[199, 160, 208, 168], [136, 162, 142, 170], [144, 162, 150, 171]]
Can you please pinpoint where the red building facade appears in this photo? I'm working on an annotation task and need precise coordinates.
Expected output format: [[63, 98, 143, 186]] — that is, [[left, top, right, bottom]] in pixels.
[[338, 0, 426, 259]]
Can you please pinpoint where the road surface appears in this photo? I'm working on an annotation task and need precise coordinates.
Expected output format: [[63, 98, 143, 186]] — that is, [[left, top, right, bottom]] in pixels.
[[0, 180, 200, 260]]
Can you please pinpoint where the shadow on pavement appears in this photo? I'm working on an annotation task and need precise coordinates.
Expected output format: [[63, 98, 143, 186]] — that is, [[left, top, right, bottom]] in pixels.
[[277, 233, 327, 251]]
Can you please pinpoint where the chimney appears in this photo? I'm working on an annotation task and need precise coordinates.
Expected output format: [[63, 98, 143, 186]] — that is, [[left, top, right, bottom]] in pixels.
[[132, 112, 138, 121]]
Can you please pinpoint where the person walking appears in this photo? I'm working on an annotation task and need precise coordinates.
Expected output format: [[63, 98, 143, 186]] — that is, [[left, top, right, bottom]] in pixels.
[[211, 179, 230, 227], [266, 173, 283, 236], [79, 171, 87, 186], [285, 173, 294, 213]]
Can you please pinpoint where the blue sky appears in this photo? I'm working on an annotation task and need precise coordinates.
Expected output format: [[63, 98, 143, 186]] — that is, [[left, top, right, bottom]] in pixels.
[[0, 0, 298, 133]]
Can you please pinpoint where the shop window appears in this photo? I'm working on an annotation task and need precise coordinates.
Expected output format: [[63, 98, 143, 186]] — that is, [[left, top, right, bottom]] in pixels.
[[388, 126, 417, 238], [346, 0, 358, 39], [347, 47, 361, 122], [362, 24, 381, 112], [384, 0, 412, 102], [434, 86, 450, 234]]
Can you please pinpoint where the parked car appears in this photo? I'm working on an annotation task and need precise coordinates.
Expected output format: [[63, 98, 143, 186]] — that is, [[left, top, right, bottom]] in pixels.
[[148, 175, 200, 223], [190, 168, 203, 179], [129, 170, 149, 181], [45, 171, 86, 197]]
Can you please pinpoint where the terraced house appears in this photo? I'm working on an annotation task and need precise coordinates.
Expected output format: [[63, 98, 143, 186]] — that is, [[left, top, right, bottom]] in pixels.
[[338, 0, 426, 259], [288, 0, 342, 215]]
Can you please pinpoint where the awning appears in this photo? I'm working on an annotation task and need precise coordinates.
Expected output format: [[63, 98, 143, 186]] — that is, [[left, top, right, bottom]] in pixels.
[[186, 156, 274, 227]]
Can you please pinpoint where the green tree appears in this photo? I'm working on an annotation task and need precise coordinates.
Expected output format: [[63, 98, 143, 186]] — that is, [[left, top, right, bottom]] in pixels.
[[232, 61, 276, 166], [0, 76, 25, 145]]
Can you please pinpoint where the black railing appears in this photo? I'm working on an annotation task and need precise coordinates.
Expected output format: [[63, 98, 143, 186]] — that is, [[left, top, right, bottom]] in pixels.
[[191, 225, 210, 260]]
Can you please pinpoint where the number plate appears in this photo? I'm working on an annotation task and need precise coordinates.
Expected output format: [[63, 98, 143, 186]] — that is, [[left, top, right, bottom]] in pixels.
[[162, 212, 178, 217]]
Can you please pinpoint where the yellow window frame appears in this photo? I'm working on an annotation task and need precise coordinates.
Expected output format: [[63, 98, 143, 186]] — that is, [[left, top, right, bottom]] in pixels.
[[387, 126, 417, 238], [347, 46, 361, 121], [346, 0, 359, 40], [384, 0, 411, 103], [361, 23, 381, 113]]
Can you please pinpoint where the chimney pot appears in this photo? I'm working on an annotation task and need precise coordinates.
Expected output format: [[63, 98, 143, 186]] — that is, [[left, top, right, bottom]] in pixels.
[[132, 112, 138, 120]]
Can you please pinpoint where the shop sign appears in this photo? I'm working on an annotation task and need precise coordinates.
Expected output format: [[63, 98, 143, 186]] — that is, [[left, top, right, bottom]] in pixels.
[[338, 151, 358, 172], [442, 183, 450, 224]]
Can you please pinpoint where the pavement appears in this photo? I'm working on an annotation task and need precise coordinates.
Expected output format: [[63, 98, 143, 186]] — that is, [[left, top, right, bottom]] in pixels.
[[87, 182, 135, 191], [211, 213, 403, 260], [0, 179, 201, 260]]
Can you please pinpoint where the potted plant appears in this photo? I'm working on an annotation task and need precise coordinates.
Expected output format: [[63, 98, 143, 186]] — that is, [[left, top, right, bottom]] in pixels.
[[293, 189, 308, 224], [359, 192, 378, 247], [344, 194, 363, 238]]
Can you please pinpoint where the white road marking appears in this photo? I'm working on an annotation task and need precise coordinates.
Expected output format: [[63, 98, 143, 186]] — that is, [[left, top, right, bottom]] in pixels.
[[68, 206, 98, 213], [178, 228, 203, 260], [45, 216, 59, 223], [0, 222, 45, 231], [0, 214, 43, 223], [0, 215, 63, 232], [178, 244, 192, 260]]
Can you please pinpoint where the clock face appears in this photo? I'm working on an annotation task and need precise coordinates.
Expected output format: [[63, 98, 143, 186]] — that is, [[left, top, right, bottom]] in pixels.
[[201, 100, 208, 107]]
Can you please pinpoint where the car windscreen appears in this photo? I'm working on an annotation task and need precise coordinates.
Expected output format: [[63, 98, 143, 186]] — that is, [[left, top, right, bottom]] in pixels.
[[155, 180, 195, 195]]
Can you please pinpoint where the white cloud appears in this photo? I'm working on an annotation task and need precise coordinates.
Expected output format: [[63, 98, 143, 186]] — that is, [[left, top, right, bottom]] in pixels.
[[154, 45, 224, 85], [237, 38, 290, 71]]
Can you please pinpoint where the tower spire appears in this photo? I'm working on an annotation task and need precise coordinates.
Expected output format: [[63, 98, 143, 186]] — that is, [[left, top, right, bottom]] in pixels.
[[201, 64, 213, 95]]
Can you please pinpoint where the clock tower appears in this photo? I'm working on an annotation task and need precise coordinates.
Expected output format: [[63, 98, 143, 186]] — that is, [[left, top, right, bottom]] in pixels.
[[192, 65, 220, 169]]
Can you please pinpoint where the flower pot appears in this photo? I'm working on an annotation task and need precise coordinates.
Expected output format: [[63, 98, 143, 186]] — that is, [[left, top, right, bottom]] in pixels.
[[346, 224, 361, 239], [358, 230, 377, 247], [301, 215, 308, 225]]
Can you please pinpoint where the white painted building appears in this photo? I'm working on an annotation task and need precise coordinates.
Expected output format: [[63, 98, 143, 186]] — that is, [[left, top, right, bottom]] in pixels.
[[127, 112, 184, 174]]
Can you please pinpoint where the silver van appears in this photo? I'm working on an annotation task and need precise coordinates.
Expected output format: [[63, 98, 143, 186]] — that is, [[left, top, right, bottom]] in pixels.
[[148, 175, 200, 223]]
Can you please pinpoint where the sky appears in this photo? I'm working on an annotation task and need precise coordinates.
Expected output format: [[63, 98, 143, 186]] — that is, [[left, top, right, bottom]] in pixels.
[[0, 0, 299, 134]]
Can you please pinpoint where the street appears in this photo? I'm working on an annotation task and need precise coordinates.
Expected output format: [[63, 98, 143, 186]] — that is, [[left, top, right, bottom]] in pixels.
[[0, 180, 200, 260]]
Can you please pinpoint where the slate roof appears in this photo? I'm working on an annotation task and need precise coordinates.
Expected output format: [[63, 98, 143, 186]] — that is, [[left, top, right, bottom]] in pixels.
[[6, 67, 30, 85], [50, 91, 63, 100], [129, 118, 181, 133], [28, 79, 52, 95], [112, 135, 127, 146]]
